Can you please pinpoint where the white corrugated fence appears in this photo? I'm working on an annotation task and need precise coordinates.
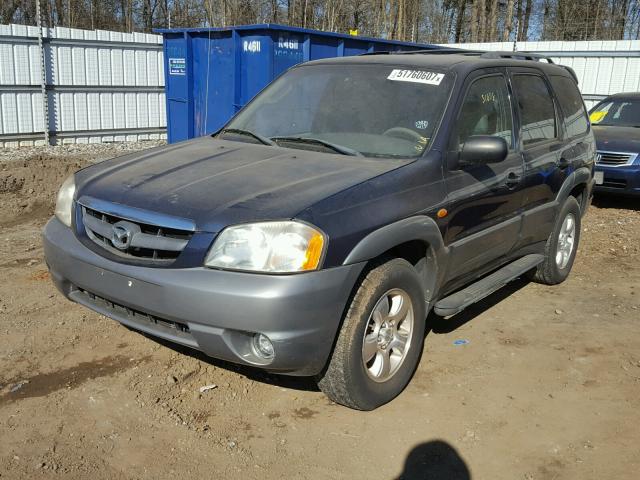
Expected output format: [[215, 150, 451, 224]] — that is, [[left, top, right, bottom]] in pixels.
[[0, 24, 166, 147], [1, 26, 639, 147]]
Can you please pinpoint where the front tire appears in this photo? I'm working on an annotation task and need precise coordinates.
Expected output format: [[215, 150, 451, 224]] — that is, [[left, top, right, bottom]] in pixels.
[[528, 196, 581, 285], [317, 258, 426, 410]]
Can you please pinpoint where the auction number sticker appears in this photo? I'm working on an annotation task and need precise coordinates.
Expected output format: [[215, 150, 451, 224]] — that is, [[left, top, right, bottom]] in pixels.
[[387, 69, 444, 85]]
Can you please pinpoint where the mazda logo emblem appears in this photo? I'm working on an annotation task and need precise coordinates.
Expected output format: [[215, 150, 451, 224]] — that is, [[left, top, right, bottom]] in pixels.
[[111, 221, 138, 250]]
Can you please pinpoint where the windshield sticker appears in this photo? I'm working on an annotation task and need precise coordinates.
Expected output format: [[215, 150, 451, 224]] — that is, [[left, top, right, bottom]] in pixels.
[[590, 111, 607, 123], [387, 69, 445, 85], [415, 120, 429, 129], [481, 92, 496, 103], [414, 136, 429, 152]]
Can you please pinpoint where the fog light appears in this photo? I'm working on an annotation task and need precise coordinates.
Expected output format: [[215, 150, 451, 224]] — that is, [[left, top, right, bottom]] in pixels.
[[252, 333, 274, 359]]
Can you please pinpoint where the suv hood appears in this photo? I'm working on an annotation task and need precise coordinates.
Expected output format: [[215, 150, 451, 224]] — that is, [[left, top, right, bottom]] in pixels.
[[593, 125, 640, 152], [75, 137, 412, 232]]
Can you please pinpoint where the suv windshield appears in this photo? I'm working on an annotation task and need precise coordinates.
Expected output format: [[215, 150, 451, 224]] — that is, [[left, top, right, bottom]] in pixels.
[[221, 64, 453, 157], [590, 99, 640, 127]]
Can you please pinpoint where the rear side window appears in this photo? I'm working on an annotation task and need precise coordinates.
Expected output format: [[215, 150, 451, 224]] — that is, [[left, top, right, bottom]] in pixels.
[[550, 76, 588, 138], [513, 74, 557, 145], [455, 75, 514, 148]]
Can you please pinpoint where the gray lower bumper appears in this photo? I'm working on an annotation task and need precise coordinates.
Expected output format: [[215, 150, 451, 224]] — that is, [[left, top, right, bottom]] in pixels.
[[43, 217, 365, 376]]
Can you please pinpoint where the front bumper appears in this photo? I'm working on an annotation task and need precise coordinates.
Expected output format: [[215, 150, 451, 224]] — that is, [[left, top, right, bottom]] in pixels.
[[43, 217, 365, 376], [594, 164, 640, 196]]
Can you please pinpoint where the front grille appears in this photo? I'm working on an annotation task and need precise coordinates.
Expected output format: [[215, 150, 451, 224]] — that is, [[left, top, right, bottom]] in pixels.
[[81, 206, 193, 263], [596, 151, 637, 166], [75, 287, 192, 336]]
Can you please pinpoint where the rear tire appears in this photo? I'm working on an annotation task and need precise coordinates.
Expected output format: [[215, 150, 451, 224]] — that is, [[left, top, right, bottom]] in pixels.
[[317, 258, 426, 410], [528, 196, 581, 285]]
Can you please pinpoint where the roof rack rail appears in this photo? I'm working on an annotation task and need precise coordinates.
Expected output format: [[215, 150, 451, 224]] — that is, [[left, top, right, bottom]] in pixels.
[[359, 48, 580, 83], [478, 51, 579, 83], [479, 51, 555, 63], [364, 48, 556, 63]]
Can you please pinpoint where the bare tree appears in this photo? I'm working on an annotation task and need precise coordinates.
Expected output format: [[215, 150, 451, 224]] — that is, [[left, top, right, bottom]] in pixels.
[[1, 0, 637, 42], [503, 0, 515, 40]]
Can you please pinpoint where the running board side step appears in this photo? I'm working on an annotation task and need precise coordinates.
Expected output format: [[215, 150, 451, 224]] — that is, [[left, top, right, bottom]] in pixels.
[[434, 254, 544, 317]]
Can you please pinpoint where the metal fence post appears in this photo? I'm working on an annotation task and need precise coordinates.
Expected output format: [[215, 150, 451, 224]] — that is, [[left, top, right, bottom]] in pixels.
[[35, 0, 50, 146]]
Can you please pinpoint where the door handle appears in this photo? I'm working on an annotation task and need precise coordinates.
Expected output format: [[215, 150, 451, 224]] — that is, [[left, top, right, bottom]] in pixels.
[[505, 172, 521, 188]]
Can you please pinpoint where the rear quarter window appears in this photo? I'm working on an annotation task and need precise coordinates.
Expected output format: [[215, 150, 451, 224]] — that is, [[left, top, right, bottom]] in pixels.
[[549, 76, 589, 138], [512, 74, 557, 145]]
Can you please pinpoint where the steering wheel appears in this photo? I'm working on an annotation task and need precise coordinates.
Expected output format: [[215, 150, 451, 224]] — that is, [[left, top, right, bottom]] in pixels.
[[383, 127, 426, 143]]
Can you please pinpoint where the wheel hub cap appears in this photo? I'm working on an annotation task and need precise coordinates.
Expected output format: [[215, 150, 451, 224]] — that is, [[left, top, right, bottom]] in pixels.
[[555, 213, 576, 269], [362, 289, 415, 383], [378, 325, 393, 348]]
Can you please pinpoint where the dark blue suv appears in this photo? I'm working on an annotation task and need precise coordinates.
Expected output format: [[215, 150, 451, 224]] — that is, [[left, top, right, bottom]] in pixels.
[[43, 51, 596, 410], [590, 92, 640, 197]]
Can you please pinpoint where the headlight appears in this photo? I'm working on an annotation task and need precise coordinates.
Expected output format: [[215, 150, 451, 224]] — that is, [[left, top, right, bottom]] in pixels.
[[204, 221, 326, 273], [54, 174, 76, 227]]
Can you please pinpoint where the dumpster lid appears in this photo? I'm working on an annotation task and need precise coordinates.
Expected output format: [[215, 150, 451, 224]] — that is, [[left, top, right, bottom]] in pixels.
[[153, 23, 437, 49]]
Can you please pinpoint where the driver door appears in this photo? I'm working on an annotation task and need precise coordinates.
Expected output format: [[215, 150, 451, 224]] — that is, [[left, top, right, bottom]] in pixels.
[[443, 69, 525, 282]]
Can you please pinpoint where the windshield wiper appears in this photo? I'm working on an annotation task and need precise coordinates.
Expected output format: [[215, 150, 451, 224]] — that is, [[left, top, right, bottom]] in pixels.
[[270, 136, 362, 156], [218, 128, 275, 146]]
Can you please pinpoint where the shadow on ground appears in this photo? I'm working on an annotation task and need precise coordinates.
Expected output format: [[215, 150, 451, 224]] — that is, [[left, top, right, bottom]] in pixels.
[[427, 278, 529, 334], [139, 333, 320, 392], [592, 194, 640, 211], [396, 440, 471, 479], [133, 277, 531, 393]]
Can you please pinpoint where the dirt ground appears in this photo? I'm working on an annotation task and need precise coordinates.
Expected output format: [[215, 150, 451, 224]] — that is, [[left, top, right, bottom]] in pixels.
[[1, 145, 639, 480]]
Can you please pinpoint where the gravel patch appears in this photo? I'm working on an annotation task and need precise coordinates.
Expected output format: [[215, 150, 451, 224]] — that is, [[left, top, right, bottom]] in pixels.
[[0, 141, 166, 165]]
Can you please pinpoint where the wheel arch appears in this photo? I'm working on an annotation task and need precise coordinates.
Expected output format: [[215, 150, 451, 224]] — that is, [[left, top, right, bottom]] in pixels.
[[556, 167, 592, 214], [342, 216, 447, 302]]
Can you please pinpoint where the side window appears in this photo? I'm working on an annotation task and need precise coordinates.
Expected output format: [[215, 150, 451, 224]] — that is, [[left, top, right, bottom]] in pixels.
[[513, 74, 557, 145], [455, 75, 514, 149], [550, 76, 589, 138]]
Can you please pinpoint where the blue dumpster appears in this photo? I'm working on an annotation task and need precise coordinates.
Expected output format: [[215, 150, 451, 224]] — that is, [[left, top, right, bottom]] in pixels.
[[155, 24, 439, 143]]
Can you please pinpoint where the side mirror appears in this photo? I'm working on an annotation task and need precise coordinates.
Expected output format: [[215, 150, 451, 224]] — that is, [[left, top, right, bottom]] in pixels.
[[459, 135, 508, 166]]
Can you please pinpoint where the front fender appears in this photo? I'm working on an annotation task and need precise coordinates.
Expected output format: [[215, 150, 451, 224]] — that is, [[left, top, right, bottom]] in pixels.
[[342, 216, 448, 302]]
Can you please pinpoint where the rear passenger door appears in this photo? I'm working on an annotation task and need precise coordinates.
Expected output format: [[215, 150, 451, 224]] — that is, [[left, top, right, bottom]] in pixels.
[[548, 74, 592, 177], [443, 70, 525, 281], [508, 69, 568, 247]]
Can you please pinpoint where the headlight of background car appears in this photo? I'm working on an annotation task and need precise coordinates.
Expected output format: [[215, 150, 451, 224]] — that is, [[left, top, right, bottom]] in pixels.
[[54, 174, 76, 227], [204, 221, 325, 273]]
